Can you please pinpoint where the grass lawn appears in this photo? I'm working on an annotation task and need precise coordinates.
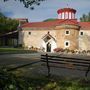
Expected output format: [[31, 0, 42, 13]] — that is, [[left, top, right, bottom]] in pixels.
[[0, 47, 37, 54], [0, 67, 90, 90], [0, 62, 90, 90], [0, 48, 90, 90], [26, 76, 90, 90], [6, 64, 90, 90]]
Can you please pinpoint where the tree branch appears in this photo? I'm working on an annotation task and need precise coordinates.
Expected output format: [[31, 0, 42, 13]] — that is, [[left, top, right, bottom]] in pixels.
[[3, 0, 46, 9]]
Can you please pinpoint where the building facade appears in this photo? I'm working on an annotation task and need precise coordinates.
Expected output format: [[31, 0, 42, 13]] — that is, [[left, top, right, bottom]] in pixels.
[[18, 7, 90, 52]]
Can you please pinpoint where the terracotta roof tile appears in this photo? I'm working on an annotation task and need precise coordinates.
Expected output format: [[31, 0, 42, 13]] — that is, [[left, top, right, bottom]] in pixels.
[[21, 19, 78, 29], [79, 22, 90, 30], [21, 19, 90, 30], [58, 19, 78, 25]]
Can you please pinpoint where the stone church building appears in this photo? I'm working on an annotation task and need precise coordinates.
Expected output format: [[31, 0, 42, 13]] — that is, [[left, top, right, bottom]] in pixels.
[[18, 7, 90, 52]]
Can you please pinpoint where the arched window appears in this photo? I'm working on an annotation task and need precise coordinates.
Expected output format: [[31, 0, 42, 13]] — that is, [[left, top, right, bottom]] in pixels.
[[64, 41, 70, 48]]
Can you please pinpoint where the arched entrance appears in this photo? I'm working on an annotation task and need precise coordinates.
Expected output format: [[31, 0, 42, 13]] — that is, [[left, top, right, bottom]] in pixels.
[[42, 32, 57, 52], [46, 42, 51, 52]]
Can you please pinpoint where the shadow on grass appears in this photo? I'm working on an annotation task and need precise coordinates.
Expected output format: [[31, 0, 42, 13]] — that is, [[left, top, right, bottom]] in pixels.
[[0, 65, 90, 90]]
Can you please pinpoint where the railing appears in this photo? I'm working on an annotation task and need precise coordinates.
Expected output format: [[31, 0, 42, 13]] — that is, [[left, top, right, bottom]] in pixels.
[[41, 54, 90, 77]]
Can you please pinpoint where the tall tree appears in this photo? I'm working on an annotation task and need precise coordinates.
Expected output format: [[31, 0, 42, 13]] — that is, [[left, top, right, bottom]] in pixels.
[[0, 12, 19, 35], [0, 12, 6, 18], [80, 12, 90, 22]]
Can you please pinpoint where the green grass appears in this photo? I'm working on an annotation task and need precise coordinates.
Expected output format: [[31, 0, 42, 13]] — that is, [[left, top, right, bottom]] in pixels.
[[11, 67, 90, 90], [0, 67, 90, 90], [25, 75, 90, 90], [0, 47, 37, 54]]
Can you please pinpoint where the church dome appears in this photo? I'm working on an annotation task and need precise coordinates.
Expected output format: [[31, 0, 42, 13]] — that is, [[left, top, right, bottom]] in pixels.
[[57, 8, 76, 19]]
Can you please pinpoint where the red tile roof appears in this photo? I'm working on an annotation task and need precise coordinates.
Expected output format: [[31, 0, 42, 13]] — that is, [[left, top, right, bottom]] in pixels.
[[22, 19, 78, 28], [79, 22, 90, 30], [57, 8, 76, 14], [21, 19, 61, 28], [59, 19, 78, 25], [21, 19, 90, 30]]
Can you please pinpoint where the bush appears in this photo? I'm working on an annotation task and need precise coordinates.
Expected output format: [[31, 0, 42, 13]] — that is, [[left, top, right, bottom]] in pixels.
[[53, 48, 64, 52], [82, 50, 87, 54], [0, 67, 31, 90], [87, 50, 90, 53]]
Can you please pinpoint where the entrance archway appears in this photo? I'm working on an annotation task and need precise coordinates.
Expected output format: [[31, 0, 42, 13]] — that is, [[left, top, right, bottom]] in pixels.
[[42, 32, 57, 52], [46, 42, 51, 52]]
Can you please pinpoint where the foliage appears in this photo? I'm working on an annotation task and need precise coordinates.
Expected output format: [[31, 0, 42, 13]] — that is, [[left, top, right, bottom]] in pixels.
[[80, 12, 90, 22], [43, 18, 57, 22], [0, 14, 19, 35], [53, 48, 64, 52], [0, 12, 6, 18], [53, 48, 90, 55], [0, 67, 90, 90], [3, 0, 46, 10], [0, 67, 31, 90]]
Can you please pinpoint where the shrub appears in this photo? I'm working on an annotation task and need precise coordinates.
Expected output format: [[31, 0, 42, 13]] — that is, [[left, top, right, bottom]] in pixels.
[[0, 67, 31, 90], [70, 50, 75, 53], [53, 48, 64, 52], [82, 50, 87, 54], [87, 50, 90, 53], [64, 48, 70, 53]]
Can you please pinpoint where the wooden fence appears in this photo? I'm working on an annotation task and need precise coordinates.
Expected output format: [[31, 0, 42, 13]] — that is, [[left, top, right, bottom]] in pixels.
[[41, 54, 90, 77]]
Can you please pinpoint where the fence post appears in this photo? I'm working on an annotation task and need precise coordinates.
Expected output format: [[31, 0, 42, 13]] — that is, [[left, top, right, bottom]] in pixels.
[[85, 64, 90, 77], [46, 54, 50, 77]]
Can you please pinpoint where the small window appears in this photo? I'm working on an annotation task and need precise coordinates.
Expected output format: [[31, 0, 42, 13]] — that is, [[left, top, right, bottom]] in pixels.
[[64, 41, 70, 47], [66, 42, 69, 46], [80, 32, 83, 35], [28, 32, 31, 35], [65, 30, 70, 35]]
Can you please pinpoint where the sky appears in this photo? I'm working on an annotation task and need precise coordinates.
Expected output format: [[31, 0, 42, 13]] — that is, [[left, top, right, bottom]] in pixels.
[[0, 0, 90, 22]]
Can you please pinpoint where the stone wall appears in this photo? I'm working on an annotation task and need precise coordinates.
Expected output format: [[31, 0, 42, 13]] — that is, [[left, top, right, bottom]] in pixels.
[[19, 25, 90, 52], [20, 28, 56, 51], [79, 30, 90, 50], [55, 25, 79, 50]]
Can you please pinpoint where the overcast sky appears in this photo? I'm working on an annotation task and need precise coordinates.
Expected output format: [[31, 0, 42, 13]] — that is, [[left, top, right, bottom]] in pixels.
[[0, 0, 90, 22]]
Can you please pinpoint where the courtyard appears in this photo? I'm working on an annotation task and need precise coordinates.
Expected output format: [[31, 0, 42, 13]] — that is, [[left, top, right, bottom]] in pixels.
[[0, 52, 90, 78]]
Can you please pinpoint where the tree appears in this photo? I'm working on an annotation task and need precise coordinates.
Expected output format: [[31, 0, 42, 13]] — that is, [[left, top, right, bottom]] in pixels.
[[0, 12, 19, 35], [80, 12, 90, 22], [3, 0, 46, 10], [0, 12, 6, 18]]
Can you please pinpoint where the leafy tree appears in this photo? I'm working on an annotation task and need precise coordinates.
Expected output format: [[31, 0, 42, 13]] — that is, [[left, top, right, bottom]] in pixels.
[[0, 12, 19, 35], [80, 12, 90, 22], [3, 0, 46, 10], [0, 12, 6, 18], [88, 12, 90, 21]]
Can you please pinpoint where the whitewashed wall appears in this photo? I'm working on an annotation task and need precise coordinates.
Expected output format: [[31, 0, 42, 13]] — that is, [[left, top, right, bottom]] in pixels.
[[79, 30, 90, 50]]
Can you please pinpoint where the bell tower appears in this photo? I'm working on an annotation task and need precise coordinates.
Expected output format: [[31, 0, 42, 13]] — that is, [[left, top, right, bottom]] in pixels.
[[57, 8, 76, 19]]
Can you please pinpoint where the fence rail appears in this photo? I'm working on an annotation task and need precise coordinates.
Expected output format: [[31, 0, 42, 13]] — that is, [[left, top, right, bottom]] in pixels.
[[41, 54, 90, 77]]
